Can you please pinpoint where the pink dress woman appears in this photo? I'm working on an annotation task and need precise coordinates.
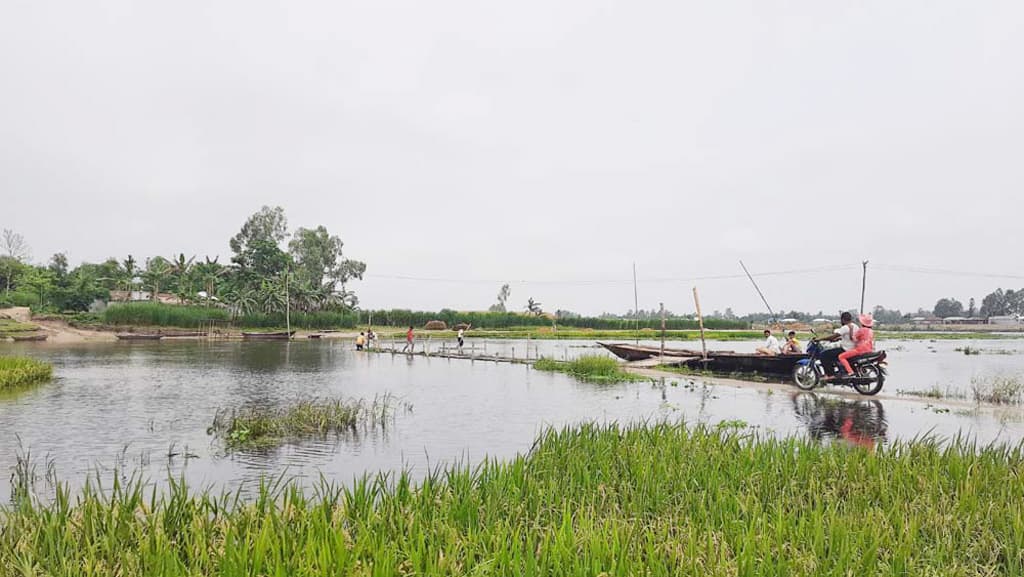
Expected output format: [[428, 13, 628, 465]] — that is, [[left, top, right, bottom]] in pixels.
[[838, 314, 875, 375]]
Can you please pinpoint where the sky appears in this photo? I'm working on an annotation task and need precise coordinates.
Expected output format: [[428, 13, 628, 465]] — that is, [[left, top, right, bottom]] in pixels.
[[1, 0, 1022, 316]]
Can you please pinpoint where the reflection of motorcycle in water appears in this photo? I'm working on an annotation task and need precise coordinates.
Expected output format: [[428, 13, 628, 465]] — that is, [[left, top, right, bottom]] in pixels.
[[791, 392, 888, 448]]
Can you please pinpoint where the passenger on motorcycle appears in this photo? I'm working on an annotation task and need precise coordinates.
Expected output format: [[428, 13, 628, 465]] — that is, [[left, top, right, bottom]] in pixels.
[[838, 314, 875, 376], [812, 312, 858, 378]]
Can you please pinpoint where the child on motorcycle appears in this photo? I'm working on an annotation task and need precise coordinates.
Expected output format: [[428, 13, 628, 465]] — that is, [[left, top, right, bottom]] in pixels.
[[838, 314, 875, 376]]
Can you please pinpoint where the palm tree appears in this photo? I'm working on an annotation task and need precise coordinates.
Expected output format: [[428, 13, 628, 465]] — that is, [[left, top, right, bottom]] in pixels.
[[122, 255, 138, 295], [143, 257, 172, 301], [167, 253, 196, 298]]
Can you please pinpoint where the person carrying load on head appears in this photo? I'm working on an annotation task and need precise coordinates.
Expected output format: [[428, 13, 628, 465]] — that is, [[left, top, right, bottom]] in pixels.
[[838, 314, 875, 376]]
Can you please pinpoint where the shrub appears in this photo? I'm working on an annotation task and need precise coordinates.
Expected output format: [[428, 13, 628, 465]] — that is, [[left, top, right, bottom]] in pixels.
[[0, 357, 53, 390]]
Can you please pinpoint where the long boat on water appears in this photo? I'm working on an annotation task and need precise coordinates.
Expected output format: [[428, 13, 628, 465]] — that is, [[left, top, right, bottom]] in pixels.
[[11, 333, 48, 342], [115, 334, 164, 341], [599, 342, 807, 378], [241, 331, 295, 340]]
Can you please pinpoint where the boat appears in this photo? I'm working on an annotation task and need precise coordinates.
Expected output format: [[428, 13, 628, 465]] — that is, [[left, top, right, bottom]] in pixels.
[[241, 331, 295, 340], [11, 333, 48, 342], [673, 351, 808, 378], [599, 342, 807, 378], [115, 332, 162, 340], [307, 334, 323, 339], [597, 342, 704, 361]]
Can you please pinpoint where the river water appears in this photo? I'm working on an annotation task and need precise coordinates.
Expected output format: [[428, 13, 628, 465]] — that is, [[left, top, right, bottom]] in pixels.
[[1, 337, 1023, 501]]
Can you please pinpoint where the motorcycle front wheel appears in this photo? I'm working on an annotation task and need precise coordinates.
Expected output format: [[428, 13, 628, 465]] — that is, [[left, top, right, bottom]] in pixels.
[[853, 364, 884, 395], [792, 363, 818, 391]]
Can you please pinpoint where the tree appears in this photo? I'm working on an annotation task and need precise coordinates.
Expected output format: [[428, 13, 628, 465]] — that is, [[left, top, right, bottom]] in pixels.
[[168, 253, 196, 297], [122, 255, 138, 294], [288, 226, 365, 298], [1, 229, 30, 261], [968, 297, 976, 318], [525, 297, 543, 316], [230, 206, 288, 265], [143, 257, 173, 300], [0, 256, 27, 297], [489, 284, 511, 313], [979, 288, 1024, 317], [933, 298, 964, 318]]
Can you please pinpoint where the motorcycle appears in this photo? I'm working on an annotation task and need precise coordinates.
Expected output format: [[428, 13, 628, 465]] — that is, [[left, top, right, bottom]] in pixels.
[[792, 338, 888, 395]]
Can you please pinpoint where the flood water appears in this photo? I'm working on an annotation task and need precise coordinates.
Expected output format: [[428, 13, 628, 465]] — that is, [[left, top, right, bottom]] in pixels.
[[1, 337, 1023, 501]]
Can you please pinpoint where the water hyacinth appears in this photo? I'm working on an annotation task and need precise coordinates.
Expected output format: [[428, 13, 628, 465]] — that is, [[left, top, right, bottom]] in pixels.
[[3, 422, 1023, 575]]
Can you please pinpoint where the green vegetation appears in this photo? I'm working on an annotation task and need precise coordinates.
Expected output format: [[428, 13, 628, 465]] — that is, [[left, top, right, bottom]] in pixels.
[[4, 422, 1024, 575], [0, 317, 39, 338], [208, 397, 400, 448], [896, 385, 967, 400], [102, 302, 360, 330], [0, 357, 52, 390], [533, 354, 646, 382], [971, 374, 1024, 405]]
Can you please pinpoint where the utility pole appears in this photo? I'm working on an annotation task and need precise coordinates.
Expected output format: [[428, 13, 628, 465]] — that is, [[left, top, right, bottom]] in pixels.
[[659, 302, 666, 358], [285, 266, 291, 339], [632, 262, 640, 345], [860, 260, 869, 315], [693, 287, 708, 360]]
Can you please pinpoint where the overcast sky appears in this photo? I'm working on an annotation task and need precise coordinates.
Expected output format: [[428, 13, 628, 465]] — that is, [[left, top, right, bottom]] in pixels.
[[2, 0, 1021, 316]]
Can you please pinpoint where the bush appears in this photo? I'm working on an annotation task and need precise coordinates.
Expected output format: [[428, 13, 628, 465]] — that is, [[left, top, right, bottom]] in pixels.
[[104, 302, 230, 327]]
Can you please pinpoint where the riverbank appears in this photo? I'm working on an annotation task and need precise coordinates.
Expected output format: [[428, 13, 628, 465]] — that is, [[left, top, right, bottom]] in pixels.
[[3, 421, 1021, 575]]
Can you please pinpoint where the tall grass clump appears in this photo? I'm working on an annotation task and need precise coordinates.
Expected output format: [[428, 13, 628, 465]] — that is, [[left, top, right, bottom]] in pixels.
[[534, 354, 645, 382], [4, 422, 1024, 575], [104, 302, 230, 327], [0, 356, 52, 390], [971, 374, 1024, 405], [208, 396, 400, 447]]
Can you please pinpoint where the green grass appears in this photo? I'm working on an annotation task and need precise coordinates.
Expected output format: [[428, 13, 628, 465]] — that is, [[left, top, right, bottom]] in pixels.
[[0, 318, 39, 337], [533, 354, 647, 382], [0, 356, 53, 390], [4, 422, 1024, 575], [104, 302, 231, 328], [897, 385, 968, 400], [208, 396, 402, 448], [971, 374, 1024, 405]]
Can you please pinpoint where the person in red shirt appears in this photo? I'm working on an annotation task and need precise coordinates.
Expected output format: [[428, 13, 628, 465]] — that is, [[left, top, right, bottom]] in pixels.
[[401, 326, 414, 353], [838, 314, 875, 376]]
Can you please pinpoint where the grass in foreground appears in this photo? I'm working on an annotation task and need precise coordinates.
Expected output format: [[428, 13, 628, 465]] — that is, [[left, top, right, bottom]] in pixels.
[[3, 423, 1024, 575], [0, 356, 52, 390], [533, 354, 646, 382], [208, 396, 402, 447]]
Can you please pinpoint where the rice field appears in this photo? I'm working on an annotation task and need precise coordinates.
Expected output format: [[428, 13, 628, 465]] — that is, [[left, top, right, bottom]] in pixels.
[[0, 356, 52, 390], [2, 422, 1023, 575]]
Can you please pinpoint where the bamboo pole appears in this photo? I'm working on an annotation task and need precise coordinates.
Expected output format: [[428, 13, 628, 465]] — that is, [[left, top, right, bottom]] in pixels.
[[693, 287, 707, 360], [659, 302, 666, 358]]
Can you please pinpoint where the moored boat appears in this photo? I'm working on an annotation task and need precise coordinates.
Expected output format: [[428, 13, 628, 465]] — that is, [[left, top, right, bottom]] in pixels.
[[241, 331, 295, 340], [11, 333, 48, 342], [116, 334, 164, 341], [598, 342, 704, 362]]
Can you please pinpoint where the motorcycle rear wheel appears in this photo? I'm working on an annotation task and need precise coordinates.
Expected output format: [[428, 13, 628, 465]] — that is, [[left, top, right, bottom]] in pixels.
[[853, 364, 884, 395], [792, 364, 818, 391]]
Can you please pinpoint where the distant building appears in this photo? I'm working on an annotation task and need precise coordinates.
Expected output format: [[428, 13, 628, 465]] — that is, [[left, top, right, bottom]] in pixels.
[[941, 316, 986, 325], [989, 315, 1022, 326]]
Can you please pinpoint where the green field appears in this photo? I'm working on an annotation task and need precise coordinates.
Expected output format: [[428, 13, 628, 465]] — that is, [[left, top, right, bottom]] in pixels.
[[3, 422, 1022, 575]]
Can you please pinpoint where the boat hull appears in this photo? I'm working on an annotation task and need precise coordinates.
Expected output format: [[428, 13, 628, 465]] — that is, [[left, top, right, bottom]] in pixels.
[[242, 331, 295, 340], [115, 334, 164, 341]]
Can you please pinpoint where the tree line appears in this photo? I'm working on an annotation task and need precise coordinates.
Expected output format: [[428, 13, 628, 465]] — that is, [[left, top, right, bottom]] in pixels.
[[0, 206, 365, 316]]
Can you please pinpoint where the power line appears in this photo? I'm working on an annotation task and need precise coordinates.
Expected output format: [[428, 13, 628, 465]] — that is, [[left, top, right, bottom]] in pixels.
[[873, 264, 1024, 281], [364, 264, 862, 286]]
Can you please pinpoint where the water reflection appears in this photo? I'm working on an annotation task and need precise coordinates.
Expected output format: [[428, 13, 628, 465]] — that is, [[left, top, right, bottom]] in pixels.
[[791, 392, 888, 448]]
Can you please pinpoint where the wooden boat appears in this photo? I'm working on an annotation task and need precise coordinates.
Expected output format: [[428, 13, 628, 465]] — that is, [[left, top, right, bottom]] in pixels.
[[241, 331, 295, 340], [307, 334, 323, 339], [673, 351, 808, 378], [599, 342, 807, 378], [11, 333, 48, 342], [116, 333, 164, 341], [598, 342, 704, 362]]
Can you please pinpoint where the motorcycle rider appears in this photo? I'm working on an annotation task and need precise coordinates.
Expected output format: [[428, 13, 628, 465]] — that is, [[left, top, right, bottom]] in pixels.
[[838, 313, 875, 376], [813, 312, 859, 379]]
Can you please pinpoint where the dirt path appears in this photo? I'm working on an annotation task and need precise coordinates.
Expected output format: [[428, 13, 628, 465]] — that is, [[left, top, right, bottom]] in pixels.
[[626, 365, 1023, 415], [1, 307, 115, 343]]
